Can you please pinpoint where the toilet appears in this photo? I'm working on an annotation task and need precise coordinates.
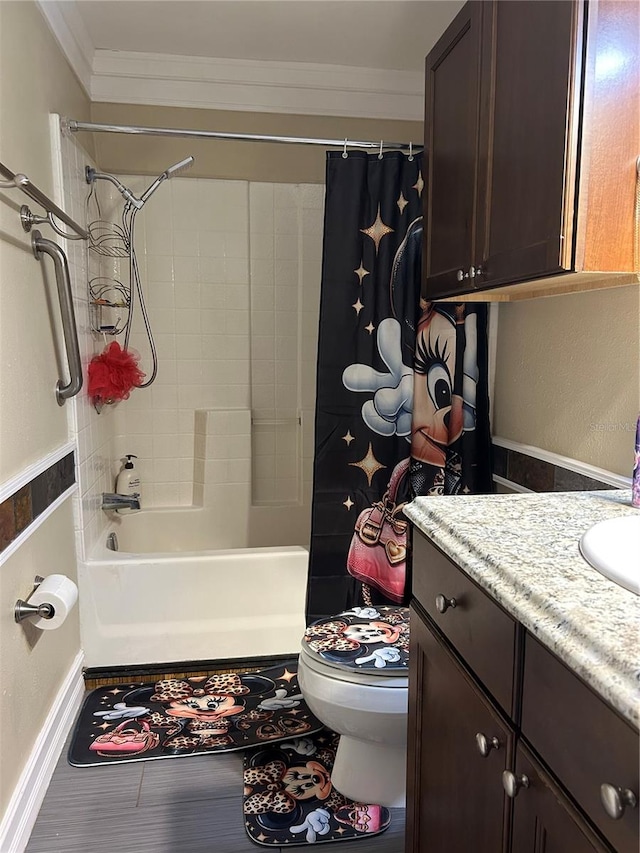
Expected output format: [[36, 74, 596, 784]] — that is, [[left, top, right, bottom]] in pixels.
[[297, 604, 410, 809]]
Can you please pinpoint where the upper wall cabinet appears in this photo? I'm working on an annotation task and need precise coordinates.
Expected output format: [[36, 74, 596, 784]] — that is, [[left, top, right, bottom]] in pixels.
[[423, 0, 639, 301]]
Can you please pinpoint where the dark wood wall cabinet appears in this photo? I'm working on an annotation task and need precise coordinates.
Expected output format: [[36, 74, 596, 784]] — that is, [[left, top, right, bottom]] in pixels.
[[406, 530, 639, 853], [423, 0, 639, 301]]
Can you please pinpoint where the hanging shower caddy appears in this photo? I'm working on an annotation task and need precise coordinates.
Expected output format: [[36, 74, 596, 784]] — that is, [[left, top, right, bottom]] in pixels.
[[85, 170, 133, 339], [84, 157, 194, 405]]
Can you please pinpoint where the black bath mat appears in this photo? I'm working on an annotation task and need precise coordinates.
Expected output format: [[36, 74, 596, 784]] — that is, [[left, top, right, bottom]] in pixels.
[[69, 662, 322, 766], [243, 729, 391, 846]]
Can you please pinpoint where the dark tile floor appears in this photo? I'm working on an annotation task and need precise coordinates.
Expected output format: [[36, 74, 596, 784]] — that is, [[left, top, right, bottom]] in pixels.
[[26, 720, 406, 852]]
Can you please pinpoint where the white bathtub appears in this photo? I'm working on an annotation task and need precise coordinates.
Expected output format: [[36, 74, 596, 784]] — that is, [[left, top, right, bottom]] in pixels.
[[79, 507, 309, 668]]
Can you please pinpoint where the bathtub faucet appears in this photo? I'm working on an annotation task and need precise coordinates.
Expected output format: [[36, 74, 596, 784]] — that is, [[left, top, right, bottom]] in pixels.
[[101, 492, 141, 511]]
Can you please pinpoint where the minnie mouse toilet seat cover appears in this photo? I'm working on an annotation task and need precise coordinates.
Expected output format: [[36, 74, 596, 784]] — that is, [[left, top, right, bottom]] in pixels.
[[301, 605, 410, 675]]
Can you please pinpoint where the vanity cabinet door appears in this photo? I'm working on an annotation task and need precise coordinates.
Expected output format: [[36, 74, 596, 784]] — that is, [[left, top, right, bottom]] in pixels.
[[476, 0, 579, 289], [509, 743, 611, 853], [406, 605, 512, 853]]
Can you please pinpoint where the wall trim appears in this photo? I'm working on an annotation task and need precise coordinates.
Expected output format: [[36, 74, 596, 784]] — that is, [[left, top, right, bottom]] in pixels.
[[36, 1, 425, 121], [492, 474, 533, 494], [0, 442, 76, 505], [36, 0, 93, 96], [492, 436, 631, 489], [0, 651, 85, 853], [0, 484, 77, 568], [90, 50, 424, 121]]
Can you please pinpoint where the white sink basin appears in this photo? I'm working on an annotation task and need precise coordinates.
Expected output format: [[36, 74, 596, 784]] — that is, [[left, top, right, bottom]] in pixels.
[[579, 515, 640, 595]]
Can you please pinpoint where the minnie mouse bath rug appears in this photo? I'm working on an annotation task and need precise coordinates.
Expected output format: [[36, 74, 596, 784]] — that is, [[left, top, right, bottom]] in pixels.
[[68, 663, 323, 767], [243, 730, 391, 846]]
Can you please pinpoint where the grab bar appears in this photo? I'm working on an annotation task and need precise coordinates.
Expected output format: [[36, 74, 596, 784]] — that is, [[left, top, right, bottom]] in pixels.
[[32, 231, 83, 405], [0, 160, 88, 240]]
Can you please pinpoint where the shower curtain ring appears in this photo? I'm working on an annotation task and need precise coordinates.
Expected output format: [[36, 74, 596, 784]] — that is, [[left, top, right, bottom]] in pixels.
[[408, 142, 414, 162], [378, 140, 384, 160], [342, 139, 348, 159]]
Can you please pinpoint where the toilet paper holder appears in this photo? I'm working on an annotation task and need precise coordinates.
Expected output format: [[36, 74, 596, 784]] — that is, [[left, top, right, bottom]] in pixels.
[[14, 576, 54, 623]]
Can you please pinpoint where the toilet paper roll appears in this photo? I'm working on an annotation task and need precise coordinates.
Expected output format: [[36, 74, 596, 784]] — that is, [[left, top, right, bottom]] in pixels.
[[29, 574, 78, 630]]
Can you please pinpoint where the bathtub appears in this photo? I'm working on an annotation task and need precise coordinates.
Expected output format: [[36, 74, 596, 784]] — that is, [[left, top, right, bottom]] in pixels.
[[78, 507, 309, 669]]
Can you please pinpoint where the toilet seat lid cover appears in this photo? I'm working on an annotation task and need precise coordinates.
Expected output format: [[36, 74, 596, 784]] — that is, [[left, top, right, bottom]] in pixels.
[[302, 605, 409, 675]]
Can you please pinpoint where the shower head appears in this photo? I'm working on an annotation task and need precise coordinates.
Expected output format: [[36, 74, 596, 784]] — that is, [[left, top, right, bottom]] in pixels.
[[86, 156, 195, 209], [164, 156, 195, 178], [138, 155, 195, 205]]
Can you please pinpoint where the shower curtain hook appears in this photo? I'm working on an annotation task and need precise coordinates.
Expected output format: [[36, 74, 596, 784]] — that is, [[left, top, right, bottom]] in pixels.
[[378, 140, 384, 160], [408, 142, 414, 162], [342, 139, 348, 159]]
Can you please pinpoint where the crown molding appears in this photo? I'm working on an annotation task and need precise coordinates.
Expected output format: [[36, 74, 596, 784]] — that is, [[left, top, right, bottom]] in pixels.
[[91, 50, 424, 121], [37, 1, 423, 120], [36, 0, 94, 95]]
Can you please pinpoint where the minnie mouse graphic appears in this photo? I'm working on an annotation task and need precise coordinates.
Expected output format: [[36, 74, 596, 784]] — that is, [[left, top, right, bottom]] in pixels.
[[242, 733, 392, 844], [303, 606, 409, 671], [148, 673, 252, 751], [145, 673, 314, 753]]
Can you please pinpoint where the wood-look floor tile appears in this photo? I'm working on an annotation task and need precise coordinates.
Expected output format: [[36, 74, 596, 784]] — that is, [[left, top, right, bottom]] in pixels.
[[137, 752, 242, 806], [28, 736, 406, 853]]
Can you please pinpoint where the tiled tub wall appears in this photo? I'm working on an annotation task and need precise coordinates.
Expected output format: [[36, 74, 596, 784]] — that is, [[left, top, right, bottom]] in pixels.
[[87, 173, 323, 537]]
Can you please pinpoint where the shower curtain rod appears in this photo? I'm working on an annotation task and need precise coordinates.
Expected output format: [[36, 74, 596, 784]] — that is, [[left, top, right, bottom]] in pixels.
[[65, 119, 422, 153]]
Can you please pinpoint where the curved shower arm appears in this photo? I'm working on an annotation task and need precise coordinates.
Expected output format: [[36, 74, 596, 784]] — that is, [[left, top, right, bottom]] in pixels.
[[31, 230, 83, 405], [85, 168, 144, 209]]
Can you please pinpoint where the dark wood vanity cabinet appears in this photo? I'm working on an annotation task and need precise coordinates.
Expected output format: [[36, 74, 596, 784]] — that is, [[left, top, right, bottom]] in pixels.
[[510, 743, 610, 853], [407, 530, 639, 853], [423, 0, 639, 301], [406, 606, 513, 853]]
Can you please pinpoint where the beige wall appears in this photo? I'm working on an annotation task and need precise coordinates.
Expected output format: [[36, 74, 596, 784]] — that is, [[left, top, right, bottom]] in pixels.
[[493, 284, 640, 476], [0, 0, 90, 821], [89, 102, 423, 183]]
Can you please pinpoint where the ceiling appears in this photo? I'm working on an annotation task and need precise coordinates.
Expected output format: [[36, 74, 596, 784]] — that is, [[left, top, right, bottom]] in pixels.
[[61, 0, 463, 72], [42, 0, 465, 121]]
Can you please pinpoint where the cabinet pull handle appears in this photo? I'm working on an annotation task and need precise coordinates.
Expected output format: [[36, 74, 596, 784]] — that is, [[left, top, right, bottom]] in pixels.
[[502, 770, 529, 798], [475, 732, 500, 757], [435, 594, 457, 614], [600, 783, 638, 820]]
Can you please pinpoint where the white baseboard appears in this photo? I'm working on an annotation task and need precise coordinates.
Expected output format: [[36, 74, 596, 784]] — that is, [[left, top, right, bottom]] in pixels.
[[0, 651, 85, 853]]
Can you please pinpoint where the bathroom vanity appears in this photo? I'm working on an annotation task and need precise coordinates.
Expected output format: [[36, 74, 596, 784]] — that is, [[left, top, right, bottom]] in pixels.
[[404, 491, 639, 853]]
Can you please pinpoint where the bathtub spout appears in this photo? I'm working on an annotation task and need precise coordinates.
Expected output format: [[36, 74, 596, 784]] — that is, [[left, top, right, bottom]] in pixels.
[[102, 492, 140, 511]]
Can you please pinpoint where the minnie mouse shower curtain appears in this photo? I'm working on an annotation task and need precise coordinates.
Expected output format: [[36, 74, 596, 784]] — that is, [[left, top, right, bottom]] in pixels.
[[306, 151, 492, 623]]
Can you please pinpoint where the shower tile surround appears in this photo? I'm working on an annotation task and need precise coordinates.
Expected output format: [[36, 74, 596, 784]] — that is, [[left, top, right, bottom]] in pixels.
[[59, 130, 323, 556]]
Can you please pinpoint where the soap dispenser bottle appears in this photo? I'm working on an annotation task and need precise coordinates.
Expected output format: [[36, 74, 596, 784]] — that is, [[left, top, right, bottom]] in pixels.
[[116, 455, 141, 513]]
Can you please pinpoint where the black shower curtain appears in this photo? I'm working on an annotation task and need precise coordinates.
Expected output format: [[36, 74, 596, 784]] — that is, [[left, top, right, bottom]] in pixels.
[[306, 151, 492, 623], [306, 151, 424, 622]]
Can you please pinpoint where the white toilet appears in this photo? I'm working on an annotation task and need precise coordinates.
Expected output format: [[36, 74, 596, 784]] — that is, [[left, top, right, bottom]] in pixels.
[[297, 605, 410, 809]]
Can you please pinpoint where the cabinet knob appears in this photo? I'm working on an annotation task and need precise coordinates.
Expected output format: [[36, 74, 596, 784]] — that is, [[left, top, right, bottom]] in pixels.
[[502, 770, 529, 798], [475, 732, 500, 757], [456, 269, 468, 282], [468, 265, 484, 278], [600, 783, 638, 820], [435, 594, 457, 614]]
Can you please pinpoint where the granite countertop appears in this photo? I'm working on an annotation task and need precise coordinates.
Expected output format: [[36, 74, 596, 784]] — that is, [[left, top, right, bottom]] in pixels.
[[404, 490, 640, 728]]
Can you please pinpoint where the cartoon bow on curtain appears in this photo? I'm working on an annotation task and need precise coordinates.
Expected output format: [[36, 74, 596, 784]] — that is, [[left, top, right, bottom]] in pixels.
[[306, 151, 492, 623]]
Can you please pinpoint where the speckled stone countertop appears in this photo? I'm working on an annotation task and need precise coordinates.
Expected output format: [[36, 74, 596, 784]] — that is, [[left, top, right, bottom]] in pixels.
[[404, 490, 640, 729]]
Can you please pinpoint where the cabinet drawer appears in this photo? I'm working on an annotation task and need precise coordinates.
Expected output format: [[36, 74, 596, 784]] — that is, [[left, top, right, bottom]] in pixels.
[[412, 530, 518, 715], [522, 634, 639, 853]]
